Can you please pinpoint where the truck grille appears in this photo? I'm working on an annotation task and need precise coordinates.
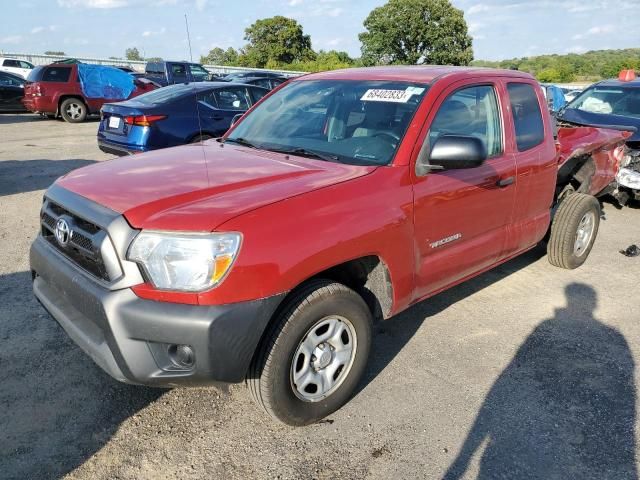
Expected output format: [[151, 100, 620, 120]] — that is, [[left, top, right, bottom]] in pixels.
[[40, 200, 112, 281]]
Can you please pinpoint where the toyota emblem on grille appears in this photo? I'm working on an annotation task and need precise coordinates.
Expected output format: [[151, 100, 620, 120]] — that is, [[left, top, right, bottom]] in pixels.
[[55, 218, 71, 246]]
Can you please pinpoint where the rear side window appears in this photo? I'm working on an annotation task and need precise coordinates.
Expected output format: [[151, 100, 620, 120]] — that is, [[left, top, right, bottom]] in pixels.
[[171, 64, 186, 75], [3, 59, 19, 67], [507, 83, 545, 151], [27, 66, 45, 82], [146, 62, 163, 74], [249, 87, 268, 103], [41, 66, 71, 82], [216, 87, 250, 110]]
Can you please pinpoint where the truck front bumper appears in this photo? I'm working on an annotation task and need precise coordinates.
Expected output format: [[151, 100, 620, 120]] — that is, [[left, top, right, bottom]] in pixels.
[[30, 236, 285, 387]]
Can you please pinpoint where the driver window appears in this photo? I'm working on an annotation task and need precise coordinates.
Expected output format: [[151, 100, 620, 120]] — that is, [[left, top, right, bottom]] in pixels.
[[427, 85, 502, 161]]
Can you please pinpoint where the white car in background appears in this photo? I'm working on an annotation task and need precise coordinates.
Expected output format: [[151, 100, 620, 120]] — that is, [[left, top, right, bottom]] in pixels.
[[0, 58, 35, 79]]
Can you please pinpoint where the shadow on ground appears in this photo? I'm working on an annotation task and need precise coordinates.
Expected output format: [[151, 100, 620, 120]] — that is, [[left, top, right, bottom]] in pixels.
[[443, 282, 637, 479], [0, 114, 101, 125], [360, 246, 547, 392], [0, 271, 163, 480], [0, 159, 95, 196]]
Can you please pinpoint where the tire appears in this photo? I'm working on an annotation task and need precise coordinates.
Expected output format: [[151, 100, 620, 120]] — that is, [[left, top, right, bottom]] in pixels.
[[548, 193, 600, 269], [59, 98, 87, 123], [247, 280, 372, 426]]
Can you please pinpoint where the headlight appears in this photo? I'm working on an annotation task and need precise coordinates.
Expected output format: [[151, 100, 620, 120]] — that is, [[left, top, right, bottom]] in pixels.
[[128, 231, 241, 292]]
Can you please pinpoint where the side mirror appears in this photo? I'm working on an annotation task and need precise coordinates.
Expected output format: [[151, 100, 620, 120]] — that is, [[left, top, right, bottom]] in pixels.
[[426, 135, 487, 171], [231, 113, 243, 126]]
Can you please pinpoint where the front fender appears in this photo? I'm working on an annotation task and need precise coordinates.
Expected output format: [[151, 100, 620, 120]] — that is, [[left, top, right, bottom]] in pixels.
[[201, 167, 415, 314]]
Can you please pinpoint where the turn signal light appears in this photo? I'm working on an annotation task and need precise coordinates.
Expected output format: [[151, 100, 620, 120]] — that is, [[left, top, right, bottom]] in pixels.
[[124, 114, 167, 126]]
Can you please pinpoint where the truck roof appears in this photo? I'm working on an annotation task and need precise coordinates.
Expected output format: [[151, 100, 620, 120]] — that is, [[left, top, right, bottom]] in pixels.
[[299, 65, 535, 84]]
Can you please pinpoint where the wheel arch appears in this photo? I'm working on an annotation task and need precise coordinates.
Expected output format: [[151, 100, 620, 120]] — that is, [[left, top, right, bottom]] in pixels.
[[57, 94, 87, 115]]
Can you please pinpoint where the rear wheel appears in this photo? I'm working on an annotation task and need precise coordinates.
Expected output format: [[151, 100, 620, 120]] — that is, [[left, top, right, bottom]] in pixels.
[[60, 98, 87, 123], [548, 193, 600, 269], [247, 280, 372, 426]]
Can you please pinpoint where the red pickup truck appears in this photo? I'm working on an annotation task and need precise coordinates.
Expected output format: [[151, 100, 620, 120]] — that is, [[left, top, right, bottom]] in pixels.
[[30, 66, 629, 426], [22, 63, 156, 123]]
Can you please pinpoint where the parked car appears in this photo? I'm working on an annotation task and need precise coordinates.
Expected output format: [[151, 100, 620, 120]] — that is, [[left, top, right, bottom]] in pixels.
[[143, 61, 211, 86], [222, 70, 287, 82], [116, 66, 135, 73], [238, 76, 287, 90], [22, 63, 157, 123], [0, 71, 28, 111], [97, 82, 268, 155], [0, 57, 35, 79], [557, 70, 640, 204], [541, 83, 567, 112], [30, 66, 630, 426]]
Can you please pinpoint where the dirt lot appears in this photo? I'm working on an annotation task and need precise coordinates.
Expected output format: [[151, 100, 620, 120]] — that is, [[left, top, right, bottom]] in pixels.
[[1, 112, 640, 480]]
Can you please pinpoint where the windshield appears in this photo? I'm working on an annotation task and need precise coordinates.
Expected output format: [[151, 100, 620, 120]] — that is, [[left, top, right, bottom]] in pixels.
[[226, 79, 428, 166], [566, 85, 640, 118], [189, 64, 210, 80], [133, 83, 194, 104]]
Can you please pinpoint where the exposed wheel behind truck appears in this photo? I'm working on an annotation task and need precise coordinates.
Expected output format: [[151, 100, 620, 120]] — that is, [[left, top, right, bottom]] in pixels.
[[60, 98, 87, 123], [247, 280, 372, 426], [548, 193, 600, 269]]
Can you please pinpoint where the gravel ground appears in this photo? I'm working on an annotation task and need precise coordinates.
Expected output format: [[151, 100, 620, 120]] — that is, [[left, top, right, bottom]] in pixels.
[[1, 113, 639, 480]]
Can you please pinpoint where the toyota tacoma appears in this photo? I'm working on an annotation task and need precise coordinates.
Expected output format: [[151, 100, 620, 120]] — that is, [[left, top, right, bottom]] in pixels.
[[31, 66, 630, 425]]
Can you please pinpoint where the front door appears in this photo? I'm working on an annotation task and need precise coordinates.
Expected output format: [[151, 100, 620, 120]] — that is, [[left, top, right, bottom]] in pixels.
[[412, 81, 517, 300]]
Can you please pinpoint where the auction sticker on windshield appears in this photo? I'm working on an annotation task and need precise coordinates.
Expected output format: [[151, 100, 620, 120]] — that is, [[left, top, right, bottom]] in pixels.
[[361, 88, 417, 103]]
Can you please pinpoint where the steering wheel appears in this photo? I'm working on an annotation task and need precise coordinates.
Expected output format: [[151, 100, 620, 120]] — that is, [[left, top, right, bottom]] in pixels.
[[373, 132, 401, 144]]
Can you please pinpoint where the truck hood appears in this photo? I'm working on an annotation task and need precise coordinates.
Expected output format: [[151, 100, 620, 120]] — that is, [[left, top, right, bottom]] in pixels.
[[56, 143, 376, 231], [558, 108, 640, 143]]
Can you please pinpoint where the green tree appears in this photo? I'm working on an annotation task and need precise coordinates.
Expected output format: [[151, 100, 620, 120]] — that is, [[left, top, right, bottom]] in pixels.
[[44, 51, 65, 56], [359, 0, 473, 66], [471, 48, 640, 82], [537, 68, 561, 82], [200, 47, 238, 65], [125, 47, 143, 61], [239, 16, 315, 67]]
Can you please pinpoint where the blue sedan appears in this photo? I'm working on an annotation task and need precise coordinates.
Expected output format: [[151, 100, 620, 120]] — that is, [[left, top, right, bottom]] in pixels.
[[97, 82, 268, 156]]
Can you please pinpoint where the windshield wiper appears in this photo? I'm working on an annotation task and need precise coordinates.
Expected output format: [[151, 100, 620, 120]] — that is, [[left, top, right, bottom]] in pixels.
[[223, 137, 258, 149], [267, 146, 341, 163]]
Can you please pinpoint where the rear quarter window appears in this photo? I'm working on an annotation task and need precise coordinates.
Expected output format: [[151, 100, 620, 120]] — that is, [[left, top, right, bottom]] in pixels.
[[41, 66, 71, 83], [27, 66, 45, 82], [507, 82, 545, 151]]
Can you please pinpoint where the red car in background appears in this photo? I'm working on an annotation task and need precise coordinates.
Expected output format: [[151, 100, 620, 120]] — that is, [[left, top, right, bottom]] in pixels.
[[22, 63, 157, 123]]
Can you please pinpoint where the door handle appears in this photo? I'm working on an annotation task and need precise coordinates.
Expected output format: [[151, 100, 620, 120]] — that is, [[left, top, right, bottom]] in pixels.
[[496, 176, 514, 188]]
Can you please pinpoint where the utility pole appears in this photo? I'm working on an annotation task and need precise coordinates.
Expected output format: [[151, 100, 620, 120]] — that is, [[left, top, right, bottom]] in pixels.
[[184, 14, 193, 62]]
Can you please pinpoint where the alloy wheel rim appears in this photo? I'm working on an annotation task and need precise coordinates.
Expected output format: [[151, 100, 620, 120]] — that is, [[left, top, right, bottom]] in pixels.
[[574, 211, 595, 256], [290, 315, 357, 402], [66, 103, 82, 119]]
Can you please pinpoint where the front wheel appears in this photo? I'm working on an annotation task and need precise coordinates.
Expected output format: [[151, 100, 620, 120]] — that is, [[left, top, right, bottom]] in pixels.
[[247, 280, 372, 426], [60, 98, 87, 123], [548, 193, 600, 269]]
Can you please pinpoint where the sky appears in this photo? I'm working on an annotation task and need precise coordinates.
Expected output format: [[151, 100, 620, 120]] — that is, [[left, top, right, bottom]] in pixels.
[[1, 0, 639, 62]]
